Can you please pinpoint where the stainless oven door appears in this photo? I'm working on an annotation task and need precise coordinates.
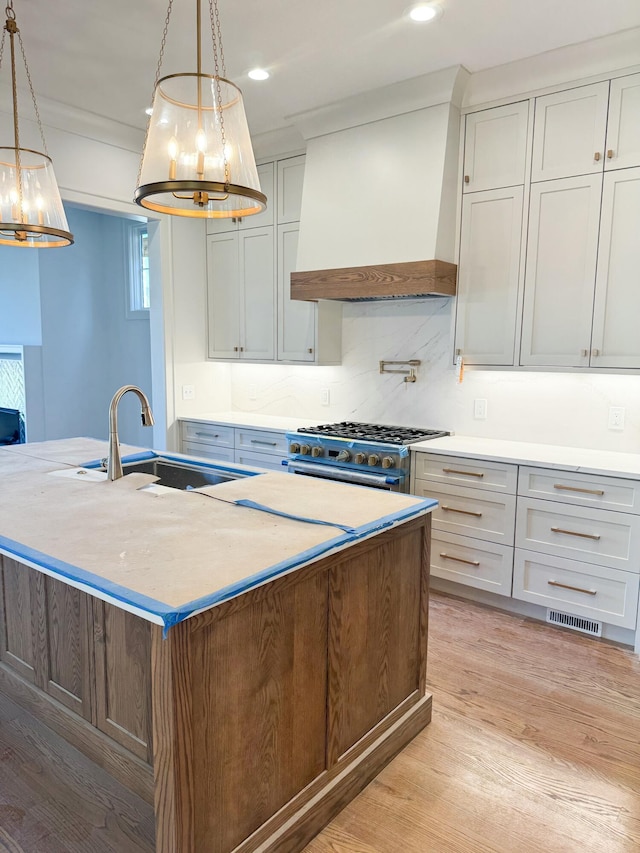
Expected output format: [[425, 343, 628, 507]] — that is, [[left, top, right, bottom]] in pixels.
[[286, 460, 404, 492]]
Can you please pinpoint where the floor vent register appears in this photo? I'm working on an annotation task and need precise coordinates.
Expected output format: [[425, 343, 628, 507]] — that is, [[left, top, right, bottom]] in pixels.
[[546, 608, 603, 637]]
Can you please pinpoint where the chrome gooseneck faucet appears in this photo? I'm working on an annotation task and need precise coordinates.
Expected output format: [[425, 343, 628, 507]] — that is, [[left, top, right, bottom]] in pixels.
[[107, 385, 155, 481]]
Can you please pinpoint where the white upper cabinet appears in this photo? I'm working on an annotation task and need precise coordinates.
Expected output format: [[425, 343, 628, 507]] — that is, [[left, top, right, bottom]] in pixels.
[[590, 168, 640, 368], [531, 82, 609, 182], [206, 233, 241, 359], [454, 186, 524, 365], [277, 155, 306, 223], [207, 228, 275, 360], [605, 73, 640, 171], [277, 224, 315, 362], [463, 101, 529, 193], [520, 175, 603, 367], [205, 162, 275, 234]]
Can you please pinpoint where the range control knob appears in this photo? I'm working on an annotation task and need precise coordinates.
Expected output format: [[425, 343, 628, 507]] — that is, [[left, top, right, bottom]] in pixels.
[[300, 444, 311, 455], [289, 442, 300, 454], [367, 454, 380, 466], [382, 456, 394, 469], [336, 449, 351, 462], [311, 446, 323, 458], [354, 452, 366, 464]]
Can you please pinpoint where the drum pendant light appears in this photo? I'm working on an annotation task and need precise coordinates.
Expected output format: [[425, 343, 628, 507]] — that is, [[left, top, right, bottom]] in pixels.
[[0, 0, 73, 247], [134, 0, 267, 220]]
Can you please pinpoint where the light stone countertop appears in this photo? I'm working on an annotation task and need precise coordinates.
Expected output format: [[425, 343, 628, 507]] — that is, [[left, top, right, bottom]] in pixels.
[[178, 412, 321, 433], [0, 438, 436, 629], [410, 435, 640, 480]]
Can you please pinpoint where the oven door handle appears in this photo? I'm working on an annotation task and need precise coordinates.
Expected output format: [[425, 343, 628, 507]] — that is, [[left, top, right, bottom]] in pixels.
[[287, 460, 401, 489]]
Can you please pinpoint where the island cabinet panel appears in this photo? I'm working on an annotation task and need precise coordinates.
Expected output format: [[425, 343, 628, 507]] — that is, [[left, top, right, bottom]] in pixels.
[[93, 601, 153, 763], [327, 524, 424, 762], [0, 555, 37, 683], [39, 575, 92, 719]]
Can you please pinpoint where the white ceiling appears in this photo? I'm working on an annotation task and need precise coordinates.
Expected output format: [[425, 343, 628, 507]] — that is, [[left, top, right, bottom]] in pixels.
[[8, 0, 640, 137]]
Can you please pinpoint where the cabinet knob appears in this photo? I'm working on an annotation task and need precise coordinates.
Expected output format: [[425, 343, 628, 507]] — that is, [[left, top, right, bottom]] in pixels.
[[308, 348, 313, 354], [464, 175, 470, 184], [580, 349, 588, 357], [240, 346, 244, 352], [233, 346, 239, 352], [594, 152, 601, 161], [592, 348, 600, 357], [607, 149, 614, 159]]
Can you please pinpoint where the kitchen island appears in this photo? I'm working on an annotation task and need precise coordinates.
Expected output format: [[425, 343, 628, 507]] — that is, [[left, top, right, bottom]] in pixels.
[[0, 438, 436, 853]]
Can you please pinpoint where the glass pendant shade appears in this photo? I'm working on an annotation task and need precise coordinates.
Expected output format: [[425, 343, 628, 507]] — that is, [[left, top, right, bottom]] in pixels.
[[135, 73, 266, 218], [0, 147, 72, 247]]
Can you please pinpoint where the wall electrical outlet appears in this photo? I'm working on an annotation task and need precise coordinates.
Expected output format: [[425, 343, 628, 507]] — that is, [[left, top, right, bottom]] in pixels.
[[321, 388, 330, 406], [182, 384, 195, 401], [608, 406, 625, 430], [474, 398, 487, 420]]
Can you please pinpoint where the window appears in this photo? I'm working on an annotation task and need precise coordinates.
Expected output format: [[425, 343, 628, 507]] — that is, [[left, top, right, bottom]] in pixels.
[[127, 221, 150, 317]]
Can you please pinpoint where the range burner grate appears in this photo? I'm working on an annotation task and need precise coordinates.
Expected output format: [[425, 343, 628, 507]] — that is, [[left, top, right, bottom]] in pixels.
[[298, 421, 449, 445]]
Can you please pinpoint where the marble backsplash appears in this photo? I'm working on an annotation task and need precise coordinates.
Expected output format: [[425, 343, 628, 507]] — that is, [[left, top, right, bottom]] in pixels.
[[198, 299, 640, 454]]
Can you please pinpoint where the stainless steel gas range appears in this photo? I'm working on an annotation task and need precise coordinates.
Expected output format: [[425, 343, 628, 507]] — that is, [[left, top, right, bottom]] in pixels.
[[285, 421, 449, 492]]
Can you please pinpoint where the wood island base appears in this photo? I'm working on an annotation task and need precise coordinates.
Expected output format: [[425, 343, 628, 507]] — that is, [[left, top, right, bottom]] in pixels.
[[0, 515, 432, 853]]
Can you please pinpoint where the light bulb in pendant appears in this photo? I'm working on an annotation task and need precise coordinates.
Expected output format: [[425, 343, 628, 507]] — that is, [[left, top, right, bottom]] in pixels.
[[36, 195, 45, 225], [168, 136, 179, 180], [10, 188, 20, 222], [195, 128, 207, 179]]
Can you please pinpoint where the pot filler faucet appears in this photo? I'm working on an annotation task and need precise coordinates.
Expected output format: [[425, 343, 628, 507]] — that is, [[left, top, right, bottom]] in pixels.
[[106, 385, 155, 481]]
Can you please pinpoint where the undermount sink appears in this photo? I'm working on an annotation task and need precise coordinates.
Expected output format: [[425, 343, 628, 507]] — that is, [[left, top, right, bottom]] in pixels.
[[121, 457, 244, 490]]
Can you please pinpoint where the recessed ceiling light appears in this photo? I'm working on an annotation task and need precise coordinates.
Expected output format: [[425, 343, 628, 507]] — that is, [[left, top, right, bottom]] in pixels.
[[409, 3, 442, 23], [248, 68, 270, 81]]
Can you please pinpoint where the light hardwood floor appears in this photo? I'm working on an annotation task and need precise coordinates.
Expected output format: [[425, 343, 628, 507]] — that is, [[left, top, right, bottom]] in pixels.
[[1, 590, 639, 852]]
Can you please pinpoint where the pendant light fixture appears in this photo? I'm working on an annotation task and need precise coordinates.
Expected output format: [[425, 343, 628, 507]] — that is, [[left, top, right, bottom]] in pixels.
[[134, 0, 266, 220], [0, 0, 73, 247]]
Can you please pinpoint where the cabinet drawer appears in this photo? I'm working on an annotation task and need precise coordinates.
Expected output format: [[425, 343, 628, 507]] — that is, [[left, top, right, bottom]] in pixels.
[[515, 497, 640, 572], [235, 428, 288, 455], [234, 450, 287, 472], [431, 531, 513, 597], [181, 440, 235, 464], [181, 421, 235, 448], [513, 549, 639, 629], [413, 453, 517, 494], [519, 467, 640, 514], [414, 482, 516, 545]]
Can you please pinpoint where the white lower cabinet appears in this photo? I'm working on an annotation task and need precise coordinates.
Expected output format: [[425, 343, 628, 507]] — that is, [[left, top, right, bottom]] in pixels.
[[413, 448, 640, 639], [180, 420, 288, 471], [513, 549, 639, 630], [431, 531, 513, 597]]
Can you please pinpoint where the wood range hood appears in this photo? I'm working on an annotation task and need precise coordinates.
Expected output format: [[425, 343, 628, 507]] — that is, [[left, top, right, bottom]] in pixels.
[[291, 258, 457, 302]]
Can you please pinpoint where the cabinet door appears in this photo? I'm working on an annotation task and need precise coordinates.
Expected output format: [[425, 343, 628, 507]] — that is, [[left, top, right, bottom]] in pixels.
[[238, 161, 275, 229], [239, 226, 275, 360], [277, 223, 316, 362], [0, 555, 37, 683], [207, 232, 241, 359], [605, 73, 640, 171], [531, 82, 609, 182], [463, 101, 529, 193], [277, 154, 305, 222], [93, 601, 153, 764], [206, 162, 275, 234], [454, 186, 524, 365], [591, 168, 640, 368], [520, 175, 602, 367]]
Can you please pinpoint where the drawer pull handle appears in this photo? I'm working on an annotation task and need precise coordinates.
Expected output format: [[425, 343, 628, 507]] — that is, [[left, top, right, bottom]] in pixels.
[[442, 468, 484, 478], [550, 526, 601, 541], [250, 439, 277, 447], [441, 505, 483, 518], [553, 484, 605, 496], [548, 579, 597, 596], [195, 431, 219, 438], [440, 552, 480, 567]]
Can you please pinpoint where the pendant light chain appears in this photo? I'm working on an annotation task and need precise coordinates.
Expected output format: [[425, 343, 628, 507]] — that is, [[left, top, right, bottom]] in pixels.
[[16, 30, 48, 155], [209, 0, 229, 186], [6, 1, 23, 218], [137, 0, 175, 188]]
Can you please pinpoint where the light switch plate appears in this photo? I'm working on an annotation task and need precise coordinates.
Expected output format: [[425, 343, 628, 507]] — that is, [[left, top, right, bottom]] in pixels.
[[608, 406, 625, 430], [182, 384, 195, 401], [474, 398, 487, 419]]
